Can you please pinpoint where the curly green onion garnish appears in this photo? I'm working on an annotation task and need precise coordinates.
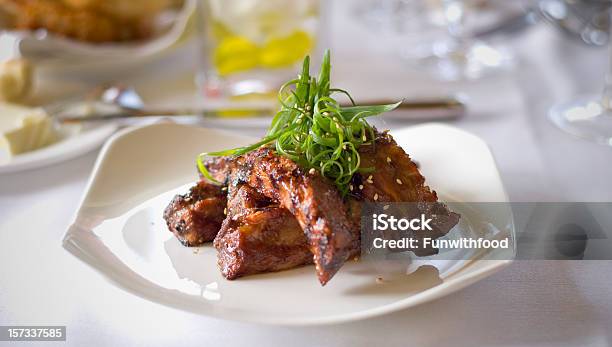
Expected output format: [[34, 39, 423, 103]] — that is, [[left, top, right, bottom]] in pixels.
[[197, 49, 401, 196]]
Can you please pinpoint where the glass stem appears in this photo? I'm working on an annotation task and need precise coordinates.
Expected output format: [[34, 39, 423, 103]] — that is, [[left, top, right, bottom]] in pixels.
[[601, 7, 612, 110], [444, 0, 467, 46]]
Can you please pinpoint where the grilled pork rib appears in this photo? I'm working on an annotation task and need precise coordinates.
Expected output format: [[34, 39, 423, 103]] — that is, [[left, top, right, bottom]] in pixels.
[[191, 131, 459, 284], [215, 184, 312, 279], [352, 132, 460, 256], [354, 131, 438, 203], [163, 180, 227, 246], [207, 147, 357, 285]]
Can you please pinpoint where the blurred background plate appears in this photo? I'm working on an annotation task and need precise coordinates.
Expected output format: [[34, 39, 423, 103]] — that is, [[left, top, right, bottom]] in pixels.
[[0, 123, 117, 174]]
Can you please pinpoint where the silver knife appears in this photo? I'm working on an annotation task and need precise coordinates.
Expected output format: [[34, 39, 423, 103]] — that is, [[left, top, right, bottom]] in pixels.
[[57, 98, 466, 123]]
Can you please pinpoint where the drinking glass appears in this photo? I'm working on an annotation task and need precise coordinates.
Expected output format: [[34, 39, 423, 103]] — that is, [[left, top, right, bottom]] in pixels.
[[195, 0, 321, 99], [353, 0, 516, 81], [548, 1, 612, 145], [420, 0, 516, 81]]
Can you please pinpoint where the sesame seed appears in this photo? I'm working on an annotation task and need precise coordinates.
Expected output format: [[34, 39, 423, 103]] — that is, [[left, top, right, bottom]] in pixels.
[[350, 184, 354, 191], [359, 184, 364, 190], [383, 205, 390, 210], [396, 179, 403, 185], [348, 157, 351, 162], [368, 175, 373, 180], [367, 179, 373, 184], [386, 157, 392, 163], [374, 193, 379, 201], [309, 168, 316, 175], [362, 135, 367, 141], [223, 208, 227, 215], [221, 186, 227, 191]]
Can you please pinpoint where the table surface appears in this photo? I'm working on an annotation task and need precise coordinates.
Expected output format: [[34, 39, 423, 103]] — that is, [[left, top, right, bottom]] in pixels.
[[2, 2, 612, 346]]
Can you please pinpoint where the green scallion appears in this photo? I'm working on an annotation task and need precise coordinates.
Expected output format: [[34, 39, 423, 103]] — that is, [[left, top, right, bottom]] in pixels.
[[197, 49, 401, 196]]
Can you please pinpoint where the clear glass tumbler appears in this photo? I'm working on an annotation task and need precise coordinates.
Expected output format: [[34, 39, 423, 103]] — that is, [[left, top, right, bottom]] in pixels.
[[195, 0, 321, 100]]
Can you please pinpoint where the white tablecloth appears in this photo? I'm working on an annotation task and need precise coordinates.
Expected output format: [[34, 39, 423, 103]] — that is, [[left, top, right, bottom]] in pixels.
[[1, 2, 612, 346]]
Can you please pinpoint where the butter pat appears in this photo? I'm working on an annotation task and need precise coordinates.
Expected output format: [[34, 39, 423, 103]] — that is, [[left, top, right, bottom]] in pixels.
[[0, 103, 57, 155], [0, 59, 33, 102]]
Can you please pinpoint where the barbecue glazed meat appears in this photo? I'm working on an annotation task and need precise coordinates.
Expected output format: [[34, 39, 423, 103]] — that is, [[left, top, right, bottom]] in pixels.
[[353, 131, 438, 203], [163, 180, 227, 246], [206, 148, 358, 285], [351, 132, 460, 256], [201, 131, 459, 283], [215, 185, 312, 279]]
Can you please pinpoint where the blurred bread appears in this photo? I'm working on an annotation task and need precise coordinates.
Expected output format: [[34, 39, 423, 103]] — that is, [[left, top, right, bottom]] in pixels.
[[0, 0, 179, 43], [61, 0, 173, 20]]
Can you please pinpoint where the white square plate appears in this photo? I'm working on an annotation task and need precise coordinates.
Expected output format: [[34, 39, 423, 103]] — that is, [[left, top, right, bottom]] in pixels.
[[63, 122, 513, 326]]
